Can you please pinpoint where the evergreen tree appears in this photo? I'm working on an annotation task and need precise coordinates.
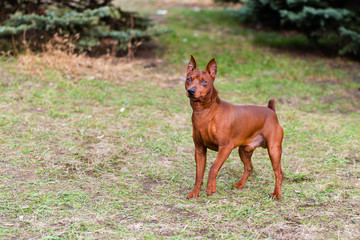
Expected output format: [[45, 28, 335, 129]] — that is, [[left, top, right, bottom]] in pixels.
[[0, 0, 164, 55], [216, 0, 360, 57]]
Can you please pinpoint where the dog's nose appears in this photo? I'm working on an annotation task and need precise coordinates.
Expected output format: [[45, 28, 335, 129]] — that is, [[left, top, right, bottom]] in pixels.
[[188, 88, 196, 95]]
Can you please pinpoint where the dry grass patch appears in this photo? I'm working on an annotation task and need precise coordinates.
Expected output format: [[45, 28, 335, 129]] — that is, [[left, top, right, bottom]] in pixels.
[[14, 49, 186, 95], [17, 50, 143, 82]]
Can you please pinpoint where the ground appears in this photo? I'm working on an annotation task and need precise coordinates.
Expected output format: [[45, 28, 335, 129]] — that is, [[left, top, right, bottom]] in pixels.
[[0, 0, 359, 239]]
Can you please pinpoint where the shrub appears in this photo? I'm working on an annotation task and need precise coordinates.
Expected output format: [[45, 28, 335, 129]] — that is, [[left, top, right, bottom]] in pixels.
[[217, 0, 360, 57], [0, 0, 165, 56]]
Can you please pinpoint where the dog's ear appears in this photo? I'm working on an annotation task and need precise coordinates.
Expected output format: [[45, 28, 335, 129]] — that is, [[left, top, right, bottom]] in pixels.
[[206, 58, 217, 79], [187, 55, 197, 74]]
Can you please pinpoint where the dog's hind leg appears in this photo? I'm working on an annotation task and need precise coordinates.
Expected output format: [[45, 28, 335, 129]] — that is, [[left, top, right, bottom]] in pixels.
[[267, 127, 284, 199]]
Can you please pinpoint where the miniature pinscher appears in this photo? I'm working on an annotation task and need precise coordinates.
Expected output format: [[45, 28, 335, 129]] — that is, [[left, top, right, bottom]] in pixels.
[[185, 55, 284, 199]]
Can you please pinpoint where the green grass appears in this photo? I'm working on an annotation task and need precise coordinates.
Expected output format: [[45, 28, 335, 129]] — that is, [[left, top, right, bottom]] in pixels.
[[1, 2, 360, 239]]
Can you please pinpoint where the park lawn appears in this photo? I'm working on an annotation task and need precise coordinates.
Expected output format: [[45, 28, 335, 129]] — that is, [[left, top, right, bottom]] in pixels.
[[1, 2, 360, 239]]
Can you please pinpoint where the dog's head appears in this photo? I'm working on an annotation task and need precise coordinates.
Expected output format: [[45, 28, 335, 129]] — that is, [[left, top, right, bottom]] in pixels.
[[185, 55, 217, 101]]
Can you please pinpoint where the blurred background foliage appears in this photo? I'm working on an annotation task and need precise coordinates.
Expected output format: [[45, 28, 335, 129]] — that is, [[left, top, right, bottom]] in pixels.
[[1, 0, 359, 59], [215, 0, 360, 58], [0, 0, 165, 56]]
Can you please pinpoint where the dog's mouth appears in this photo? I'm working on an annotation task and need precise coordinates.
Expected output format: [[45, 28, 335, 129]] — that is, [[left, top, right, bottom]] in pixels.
[[187, 94, 202, 102], [187, 93, 196, 98]]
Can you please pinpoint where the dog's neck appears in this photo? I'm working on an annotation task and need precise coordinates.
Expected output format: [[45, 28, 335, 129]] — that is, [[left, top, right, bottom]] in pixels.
[[190, 87, 220, 121]]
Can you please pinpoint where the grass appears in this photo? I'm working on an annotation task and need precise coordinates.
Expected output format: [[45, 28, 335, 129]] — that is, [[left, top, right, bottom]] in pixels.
[[1, 1, 360, 239]]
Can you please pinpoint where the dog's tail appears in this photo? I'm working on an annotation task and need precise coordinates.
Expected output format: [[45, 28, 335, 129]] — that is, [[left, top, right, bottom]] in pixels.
[[267, 99, 276, 112]]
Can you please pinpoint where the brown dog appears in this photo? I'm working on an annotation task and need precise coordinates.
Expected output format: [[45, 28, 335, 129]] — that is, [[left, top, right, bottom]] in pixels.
[[185, 55, 284, 199]]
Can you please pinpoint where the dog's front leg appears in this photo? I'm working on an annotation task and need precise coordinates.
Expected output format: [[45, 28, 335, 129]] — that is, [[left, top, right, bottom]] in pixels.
[[187, 145, 207, 199], [207, 145, 233, 196]]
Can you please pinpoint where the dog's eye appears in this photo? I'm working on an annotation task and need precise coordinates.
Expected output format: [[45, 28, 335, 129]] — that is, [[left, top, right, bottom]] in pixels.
[[201, 80, 207, 85], [187, 78, 191, 82]]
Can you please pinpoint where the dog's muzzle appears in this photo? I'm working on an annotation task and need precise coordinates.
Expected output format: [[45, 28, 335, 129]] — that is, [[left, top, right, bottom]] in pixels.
[[187, 88, 196, 96]]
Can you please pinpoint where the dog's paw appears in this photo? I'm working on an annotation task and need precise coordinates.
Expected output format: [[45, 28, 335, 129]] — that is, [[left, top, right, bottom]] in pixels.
[[269, 193, 281, 200], [206, 183, 217, 196], [233, 181, 245, 189], [187, 191, 200, 199]]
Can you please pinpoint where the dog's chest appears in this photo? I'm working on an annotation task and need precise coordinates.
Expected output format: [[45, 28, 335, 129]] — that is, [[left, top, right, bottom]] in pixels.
[[193, 120, 219, 151]]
